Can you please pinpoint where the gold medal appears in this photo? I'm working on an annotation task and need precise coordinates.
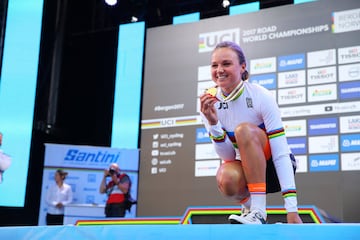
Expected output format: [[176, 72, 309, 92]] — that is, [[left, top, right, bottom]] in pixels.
[[206, 87, 217, 97]]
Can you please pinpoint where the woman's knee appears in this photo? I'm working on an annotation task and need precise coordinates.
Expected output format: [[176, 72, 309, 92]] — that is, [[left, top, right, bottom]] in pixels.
[[235, 123, 267, 146], [216, 161, 248, 200]]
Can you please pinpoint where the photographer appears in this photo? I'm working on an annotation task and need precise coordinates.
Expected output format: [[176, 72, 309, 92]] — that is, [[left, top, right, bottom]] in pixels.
[[99, 163, 130, 217]]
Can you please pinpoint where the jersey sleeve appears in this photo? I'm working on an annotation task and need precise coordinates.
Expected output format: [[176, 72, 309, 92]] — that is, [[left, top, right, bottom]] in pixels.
[[200, 112, 236, 161], [259, 88, 298, 212]]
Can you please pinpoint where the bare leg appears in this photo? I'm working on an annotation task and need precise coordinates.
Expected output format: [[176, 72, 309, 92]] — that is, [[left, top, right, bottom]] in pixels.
[[216, 161, 249, 201], [234, 122, 268, 183], [234, 122, 268, 219]]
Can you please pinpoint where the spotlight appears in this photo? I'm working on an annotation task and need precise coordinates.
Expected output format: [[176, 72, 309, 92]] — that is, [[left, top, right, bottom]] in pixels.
[[222, 0, 230, 8], [105, 0, 117, 6], [131, 16, 138, 23]]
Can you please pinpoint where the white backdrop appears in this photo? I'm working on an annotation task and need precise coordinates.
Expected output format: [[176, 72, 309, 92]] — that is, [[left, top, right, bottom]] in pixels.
[[38, 143, 139, 225]]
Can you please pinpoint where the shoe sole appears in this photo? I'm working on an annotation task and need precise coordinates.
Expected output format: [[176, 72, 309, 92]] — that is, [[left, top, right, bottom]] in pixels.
[[229, 219, 243, 224]]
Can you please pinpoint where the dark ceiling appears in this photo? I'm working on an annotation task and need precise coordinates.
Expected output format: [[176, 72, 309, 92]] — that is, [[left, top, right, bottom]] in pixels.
[[65, 0, 294, 34]]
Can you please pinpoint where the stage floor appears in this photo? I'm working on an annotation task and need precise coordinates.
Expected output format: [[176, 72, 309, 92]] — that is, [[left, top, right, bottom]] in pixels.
[[1, 224, 359, 240]]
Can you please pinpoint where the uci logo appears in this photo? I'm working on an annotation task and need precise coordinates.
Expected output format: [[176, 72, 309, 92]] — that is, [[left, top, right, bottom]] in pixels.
[[160, 119, 176, 126], [199, 28, 240, 53]]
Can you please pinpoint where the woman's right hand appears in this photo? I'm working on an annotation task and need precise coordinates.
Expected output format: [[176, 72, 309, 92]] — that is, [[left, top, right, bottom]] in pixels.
[[200, 92, 218, 125]]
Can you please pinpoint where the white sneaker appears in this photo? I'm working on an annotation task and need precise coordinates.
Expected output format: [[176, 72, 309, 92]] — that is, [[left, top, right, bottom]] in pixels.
[[241, 207, 250, 216], [228, 207, 250, 224], [229, 210, 267, 224]]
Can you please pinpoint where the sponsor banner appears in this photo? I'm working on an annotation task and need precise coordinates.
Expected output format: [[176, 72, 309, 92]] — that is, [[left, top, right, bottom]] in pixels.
[[196, 127, 211, 143], [340, 115, 360, 133], [278, 70, 306, 88], [340, 134, 360, 152], [250, 73, 277, 89], [278, 53, 305, 72], [198, 28, 240, 53], [341, 153, 360, 171], [294, 155, 308, 173], [39, 144, 139, 225], [339, 63, 360, 82], [278, 87, 306, 105], [198, 65, 211, 81], [283, 119, 307, 137], [195, 160, 220, 177], [339, 81, 360, 100], [250, 57, 277, 75], [287, 137, 307, 155], [307, 66, 337, 85], [308, 117, 338, 136], [44, 144, 139, 171], [280, 101, 360, 118], [338, 45, 360, 64], [307, 49, 336, 68], [309, 154, 339, 172], [308, 83, 337, 102], [142, 115, 202, 129], [308, 135, 338, 153], [332, 8, 360, 34], [195, 143, 219, 160]]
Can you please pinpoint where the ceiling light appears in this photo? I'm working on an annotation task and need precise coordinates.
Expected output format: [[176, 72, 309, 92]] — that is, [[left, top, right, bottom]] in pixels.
[[105, 0, 117, 6], [222, 0, 230, 8], [131, 16, 138, 23]]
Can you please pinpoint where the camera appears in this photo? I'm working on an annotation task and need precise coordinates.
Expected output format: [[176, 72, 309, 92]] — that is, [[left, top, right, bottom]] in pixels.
[[108, 167, 116, 175]]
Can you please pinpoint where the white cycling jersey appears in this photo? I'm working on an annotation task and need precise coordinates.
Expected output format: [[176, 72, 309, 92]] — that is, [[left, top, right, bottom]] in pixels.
[[200, 80, 298, 212]]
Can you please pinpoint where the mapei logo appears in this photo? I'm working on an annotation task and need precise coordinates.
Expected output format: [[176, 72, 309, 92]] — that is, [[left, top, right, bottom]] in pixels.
[[278, 54, 305, 72], [198, 28, 240, 53], [250, 74, 277, 89], [340, 134, 360, 152], [309, 154, 339, 172]]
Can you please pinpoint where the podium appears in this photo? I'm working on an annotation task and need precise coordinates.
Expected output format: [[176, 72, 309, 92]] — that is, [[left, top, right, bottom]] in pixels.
[[64, 204, 105, 225]]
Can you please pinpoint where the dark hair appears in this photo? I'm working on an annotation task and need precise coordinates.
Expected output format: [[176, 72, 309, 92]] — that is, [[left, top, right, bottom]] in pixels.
[[56, 169, 68, 180], [213, 41, 249, 81]]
